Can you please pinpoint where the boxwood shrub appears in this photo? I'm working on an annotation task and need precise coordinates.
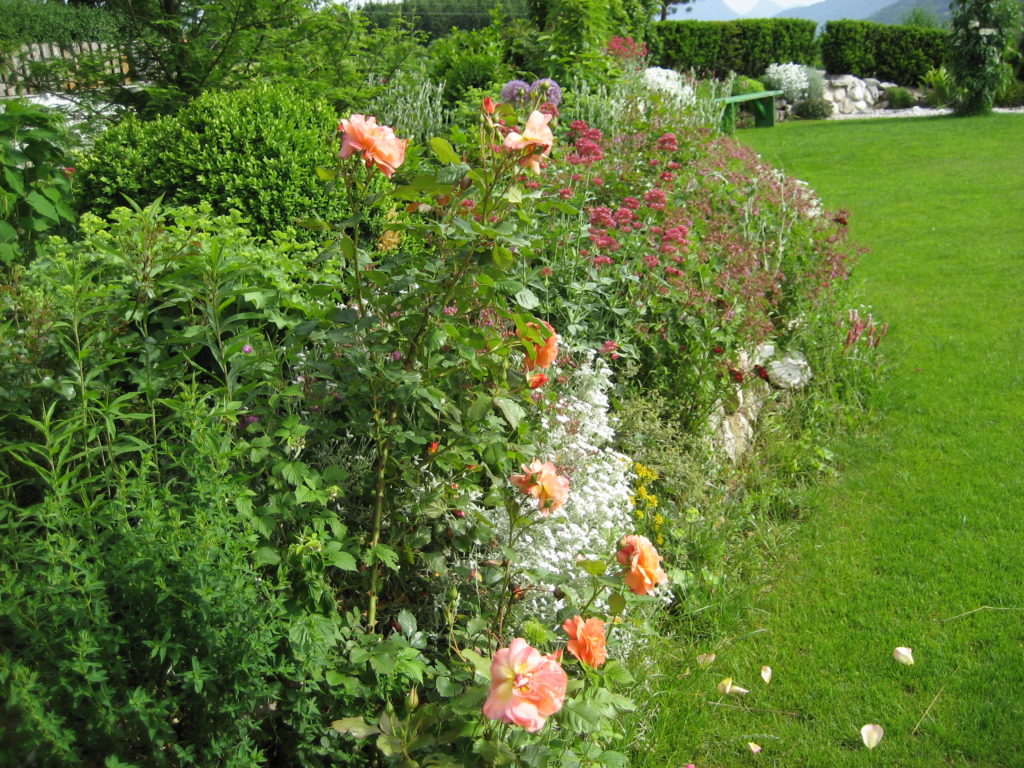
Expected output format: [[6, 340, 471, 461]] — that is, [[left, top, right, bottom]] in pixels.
[[77, 82, 352, 239], [649, 18, 818, 77], [821, 20, 948, 85]]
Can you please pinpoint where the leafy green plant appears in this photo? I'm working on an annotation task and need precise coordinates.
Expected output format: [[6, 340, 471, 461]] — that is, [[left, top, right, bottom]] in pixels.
[[949, 0, 1023, 114], [885, 85, 917, 108], [77, 83, 357, 239], [0, 100, 77, 268], [793, 96, 835, 119], [920, 64, 961, 105], [732, 75, 766, 96]]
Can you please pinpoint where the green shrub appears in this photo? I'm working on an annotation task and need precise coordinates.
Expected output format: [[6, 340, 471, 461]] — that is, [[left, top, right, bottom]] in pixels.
[[821, 19, 948, 84], [77, 83, 354, 238], [428, 27, 507, 104], [885, 85, 917, 107], [0, 0, 124, 47], [0, 100, 77, 268], [649, 18, 818, 78], [732, 75, 767, 95], [793, 96, 834, 119], [949, 0, 1023, 115]]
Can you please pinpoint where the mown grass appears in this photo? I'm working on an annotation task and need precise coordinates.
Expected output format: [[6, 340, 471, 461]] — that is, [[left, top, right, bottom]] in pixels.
[[631, 115, 1024, 767]]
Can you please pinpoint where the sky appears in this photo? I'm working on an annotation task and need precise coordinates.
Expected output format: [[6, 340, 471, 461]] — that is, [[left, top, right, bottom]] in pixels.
[[723, 0, 821, 11]]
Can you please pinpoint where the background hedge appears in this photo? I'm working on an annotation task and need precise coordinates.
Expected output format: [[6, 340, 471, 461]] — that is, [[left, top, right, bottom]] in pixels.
[[0, 0, 125, 47], [820, 20, 948, 85], [649, 18, 818, 77]]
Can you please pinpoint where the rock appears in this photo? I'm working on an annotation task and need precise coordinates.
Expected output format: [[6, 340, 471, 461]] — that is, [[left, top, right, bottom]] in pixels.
[[853, 99, 868, 111], [864, 77, 881, 90], [832, 86, 846, 101], [840, 99, 855, 115], [753, 342, 775, 366], [849, 83, 866, 101], [830, 74, 858, 87], [768, 352, 812, 389]]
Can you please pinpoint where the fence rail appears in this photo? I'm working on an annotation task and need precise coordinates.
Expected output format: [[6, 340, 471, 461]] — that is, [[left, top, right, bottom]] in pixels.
[[1, 42, 129, 98]]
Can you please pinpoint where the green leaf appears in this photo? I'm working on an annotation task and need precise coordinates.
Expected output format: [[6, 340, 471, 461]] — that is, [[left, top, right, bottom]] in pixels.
[[331, 716, 379, 739], [577, 558, 607, 577], [327, 550, 357, 571], [597, 751, 629, 768], [254, 547, 281, 566], [468, 394, 492, 422], [514, 288, 540, 310], [367, 544, 400, 571], [493, 396, 525, 430], [506, 185, 523, 204], [25, 191, 58, 222], [429, 137, 461, 164], [460, 648, 492, 682], [315, 166, 337, 181], [608, 592, 626, 617], [436, 163, 470, 185], [396, 608, 418, 636], [492, 246, 514, 270], [3, 166, 24, 195]]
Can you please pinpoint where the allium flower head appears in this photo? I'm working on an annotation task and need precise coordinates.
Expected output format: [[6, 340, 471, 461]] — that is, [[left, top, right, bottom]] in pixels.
[[530, 78, 562, 106], [501, 79, 531, 105]]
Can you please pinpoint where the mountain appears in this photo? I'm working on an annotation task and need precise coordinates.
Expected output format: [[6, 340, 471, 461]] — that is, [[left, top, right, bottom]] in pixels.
[[667, 0, 741, 21], [869, 0, 951, 25], [745, 0, 784, 18], [773, 0, 893, 23]]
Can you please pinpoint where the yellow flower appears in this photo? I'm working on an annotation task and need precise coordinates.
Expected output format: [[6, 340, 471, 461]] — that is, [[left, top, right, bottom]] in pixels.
[[654, 513, 665, 528]]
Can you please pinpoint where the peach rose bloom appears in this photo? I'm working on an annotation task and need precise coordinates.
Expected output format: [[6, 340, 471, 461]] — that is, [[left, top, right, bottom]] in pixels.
[[519, 321, 558, 370], [503, 110, 554, 174], [483, 638, 568, 732], [338, 114, 409, 178], [510, 459, 570, 515], [563, 615, 607, 668], [616, 534, 668, 595]]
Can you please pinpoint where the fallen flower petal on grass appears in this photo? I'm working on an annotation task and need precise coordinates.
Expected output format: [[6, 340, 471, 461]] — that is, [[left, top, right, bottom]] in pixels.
[[893, 647, 915, 665], [716, 677, 749, 696], [761, 665, 772, 684], [861, 723, 884, 749], [697, 653, 716, 669], [748, 742, 762, 754]]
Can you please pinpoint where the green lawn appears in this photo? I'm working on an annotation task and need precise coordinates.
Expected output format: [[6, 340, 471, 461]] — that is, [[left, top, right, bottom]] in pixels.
[[636, 115, 1024, 767]]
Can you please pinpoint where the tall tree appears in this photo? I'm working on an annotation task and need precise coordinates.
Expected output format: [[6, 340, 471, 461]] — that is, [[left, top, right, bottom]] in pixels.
[[659, 0, 699, 21]]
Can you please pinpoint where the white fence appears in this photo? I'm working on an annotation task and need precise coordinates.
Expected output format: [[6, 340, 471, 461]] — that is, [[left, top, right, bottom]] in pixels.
[[1, 42, 129, 98]]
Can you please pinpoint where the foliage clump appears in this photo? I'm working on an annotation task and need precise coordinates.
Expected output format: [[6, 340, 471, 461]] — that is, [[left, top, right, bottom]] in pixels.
[[949, 0, 1024, 114]]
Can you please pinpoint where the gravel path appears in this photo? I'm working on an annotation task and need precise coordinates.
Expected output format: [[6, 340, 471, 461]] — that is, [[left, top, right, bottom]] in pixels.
[[831, 105, 1024, 119]]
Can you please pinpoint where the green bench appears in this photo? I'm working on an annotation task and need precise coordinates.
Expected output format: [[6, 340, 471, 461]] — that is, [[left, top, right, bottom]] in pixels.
[[716, 90, 784, 133]]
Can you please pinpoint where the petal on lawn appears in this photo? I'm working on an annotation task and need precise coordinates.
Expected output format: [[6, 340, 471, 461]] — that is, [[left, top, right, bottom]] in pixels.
[[697, 653, 716, 669], [861, 723, 884, 749], [748, 742, 762, 754], [761, 665, 772, 684], [893, 647, 915, 665]]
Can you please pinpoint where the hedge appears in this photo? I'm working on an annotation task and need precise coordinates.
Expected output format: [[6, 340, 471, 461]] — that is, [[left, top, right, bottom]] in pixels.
[[649, 18, 818, 78], [820, 20, 948, 85], [0, 0, 125, 47]]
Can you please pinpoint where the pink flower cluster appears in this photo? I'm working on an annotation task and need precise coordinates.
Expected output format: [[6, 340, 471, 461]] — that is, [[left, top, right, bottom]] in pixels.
[[567, 121, 604, 167], [844, 308, 888, 350]]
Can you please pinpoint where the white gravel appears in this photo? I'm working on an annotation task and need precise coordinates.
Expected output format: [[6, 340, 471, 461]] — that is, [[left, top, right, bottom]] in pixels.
[[831, 105, 1024, 120]]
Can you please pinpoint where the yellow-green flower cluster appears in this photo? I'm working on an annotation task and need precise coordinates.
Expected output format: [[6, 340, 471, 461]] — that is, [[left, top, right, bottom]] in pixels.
[[630, 463, 665, 545]]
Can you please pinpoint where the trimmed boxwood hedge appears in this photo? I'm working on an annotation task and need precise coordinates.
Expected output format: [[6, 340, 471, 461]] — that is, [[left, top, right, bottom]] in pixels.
[[821, 20, 948, 85], [649, 18, 818, 78], [0, 0, 125, 47]]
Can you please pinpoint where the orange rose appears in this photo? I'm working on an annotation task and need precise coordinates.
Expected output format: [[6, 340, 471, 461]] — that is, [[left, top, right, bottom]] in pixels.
[[528, 372, 549, 389], [510, 459, 569, 515], [338, 114, 409, 178], [616, 534, 668, 595], [503, 110, 554, 174], [519, 321, 558, 370], [562, 615, 607, 668]]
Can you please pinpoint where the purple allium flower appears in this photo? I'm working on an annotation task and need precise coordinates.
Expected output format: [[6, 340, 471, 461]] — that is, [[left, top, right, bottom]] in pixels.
[[390, 350, 403, 362], [530, 78, 562, 106], [242, 344, 254, 354], [500, 79, 531, 105]]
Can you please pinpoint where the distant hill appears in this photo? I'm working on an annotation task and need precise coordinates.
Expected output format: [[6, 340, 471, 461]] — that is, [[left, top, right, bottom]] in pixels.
[[869, 0, 952, 25], [745, 0, 784, 18], [774, 0, 893, 23], [667, 0, 740, 22]]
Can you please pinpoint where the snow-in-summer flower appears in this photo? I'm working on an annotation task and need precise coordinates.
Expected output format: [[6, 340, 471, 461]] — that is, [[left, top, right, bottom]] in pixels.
[[483, 638, 568, 732], [761, 62, 810, 102], [563, 615, 607, 668], [643, 67, 695, 107], [338, 114, 408, 178]]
